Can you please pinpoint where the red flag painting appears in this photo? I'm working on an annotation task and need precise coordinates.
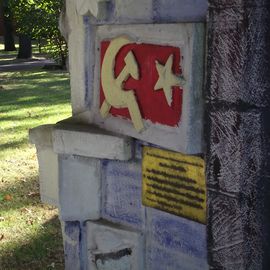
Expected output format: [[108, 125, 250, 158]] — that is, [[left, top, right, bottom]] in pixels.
[[100, 38, 184, 130]]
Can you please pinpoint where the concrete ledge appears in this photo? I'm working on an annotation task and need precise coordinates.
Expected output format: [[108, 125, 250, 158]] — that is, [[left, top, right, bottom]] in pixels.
[[29, 124, 54, 147], [29, 124, 59, 207], [52, 123, 133, 160]]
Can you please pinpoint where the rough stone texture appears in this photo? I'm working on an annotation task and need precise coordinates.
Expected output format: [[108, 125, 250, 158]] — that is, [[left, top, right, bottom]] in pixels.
[[206, 1, 270, 269], [59, 155, 101, 221], [53, 122, 133, 160], [146, 208, 208, 270]]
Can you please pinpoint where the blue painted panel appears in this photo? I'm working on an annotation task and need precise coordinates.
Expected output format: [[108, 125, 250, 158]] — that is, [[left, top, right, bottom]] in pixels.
[[63, 221, 81, 270], [102, 160, 145, 229], [153, 0, 207, 22], [146, 208, 208, 270], [83, 17, 95, 109]]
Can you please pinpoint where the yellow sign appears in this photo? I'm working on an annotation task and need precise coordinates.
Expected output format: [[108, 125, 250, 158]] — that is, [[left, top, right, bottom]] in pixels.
[[142, 146, 206, 224]]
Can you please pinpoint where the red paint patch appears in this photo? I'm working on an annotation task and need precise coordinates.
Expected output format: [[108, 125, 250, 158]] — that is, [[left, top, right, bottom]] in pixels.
[[100, 41, 183, 127]]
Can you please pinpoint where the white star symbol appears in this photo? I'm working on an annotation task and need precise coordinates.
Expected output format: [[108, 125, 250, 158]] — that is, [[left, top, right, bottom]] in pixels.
[[154, 54, 185, 106]]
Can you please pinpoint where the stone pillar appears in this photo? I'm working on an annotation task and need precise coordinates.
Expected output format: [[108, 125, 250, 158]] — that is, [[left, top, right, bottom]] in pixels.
[[30, 1, 210, 269], [206, 1, 270, 269]]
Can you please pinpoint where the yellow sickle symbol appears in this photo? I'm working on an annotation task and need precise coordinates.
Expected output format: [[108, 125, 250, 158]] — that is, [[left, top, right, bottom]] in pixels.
[[100, 36, 144, 132]]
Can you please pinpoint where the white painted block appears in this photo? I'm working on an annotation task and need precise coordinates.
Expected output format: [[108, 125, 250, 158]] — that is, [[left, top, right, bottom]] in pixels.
[[37, 147, 59, 206], [29, 125, 59, 206], [85, 23, 205, 154], [59, 155, 101, 221], [53, 123, 133, 160], [86, 221, 144, 270]]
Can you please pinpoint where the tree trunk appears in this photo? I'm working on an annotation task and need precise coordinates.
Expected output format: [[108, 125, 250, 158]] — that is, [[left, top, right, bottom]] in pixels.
[[2, 0, 16, 51], [17, 34, 32, 59]]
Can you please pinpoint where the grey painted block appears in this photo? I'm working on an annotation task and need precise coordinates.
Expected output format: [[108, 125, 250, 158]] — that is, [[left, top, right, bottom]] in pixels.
[[59, 155, 101, 221], [86, 221, 144, 270], [153, 0, 208, 23], [29, 124, 54, 147], [146, 208, 208, 270], [102, 160, 145, 229], [53, 123, 133, 160]]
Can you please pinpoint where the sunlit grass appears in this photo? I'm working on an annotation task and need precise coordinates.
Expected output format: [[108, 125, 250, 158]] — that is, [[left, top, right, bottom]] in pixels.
[[0, 67, 71, 269]]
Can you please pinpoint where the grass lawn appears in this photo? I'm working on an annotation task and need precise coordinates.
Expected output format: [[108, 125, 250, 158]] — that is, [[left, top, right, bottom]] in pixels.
[[0, 64, 71, 269]]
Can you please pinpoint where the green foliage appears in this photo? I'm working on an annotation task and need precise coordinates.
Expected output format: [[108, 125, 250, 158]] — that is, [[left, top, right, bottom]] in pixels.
[[7, 0, 68, 67]]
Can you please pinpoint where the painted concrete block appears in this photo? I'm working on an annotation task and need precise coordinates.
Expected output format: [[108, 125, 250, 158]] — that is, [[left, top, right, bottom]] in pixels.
[[113, 0, 152, 23], [62, 221, 81, 270], [53, 122, 133, 160], [86, 221, 144, 270], [59, 155, 101, 221], [84, 0, 207, 25], [36, 147, 59, 206], [29, 124, 54, 147], [142, 146, 206, 224], [102, 160, 145, 229], [87, 23, 205, 154], [65, 0, 87, 114], [153, 0, 208, 23], [29, 125, 59, 206], [146, 208, 208, 270]]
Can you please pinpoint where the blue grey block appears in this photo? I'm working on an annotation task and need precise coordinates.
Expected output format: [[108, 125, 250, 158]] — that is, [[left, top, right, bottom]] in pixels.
[[62, 221, 81, 270], [102, 160, 145, 229], [153, 0, 208, 23], [146, 208, 208, 270]]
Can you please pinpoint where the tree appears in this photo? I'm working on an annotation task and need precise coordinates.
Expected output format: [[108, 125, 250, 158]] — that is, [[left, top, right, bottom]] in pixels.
[[8, 0, 67, 66]]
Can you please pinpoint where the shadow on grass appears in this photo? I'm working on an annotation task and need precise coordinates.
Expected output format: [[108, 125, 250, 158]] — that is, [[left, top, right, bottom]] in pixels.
[[0, 216, 64, 270], [0, 78, 70, 110]]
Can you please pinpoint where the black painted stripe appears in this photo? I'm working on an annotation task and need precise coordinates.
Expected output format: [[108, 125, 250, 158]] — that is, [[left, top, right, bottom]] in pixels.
[[144, 175, 205, 194], [147, 190, 203, 209], [95, 248, 132, 263], [146, 168, 197, 184], [159, 162, 187, 173], [145, 196, 182, 211], [146, 183, 204, 203], [145, 196, 204, 224], [146, 152, 203, 168]]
